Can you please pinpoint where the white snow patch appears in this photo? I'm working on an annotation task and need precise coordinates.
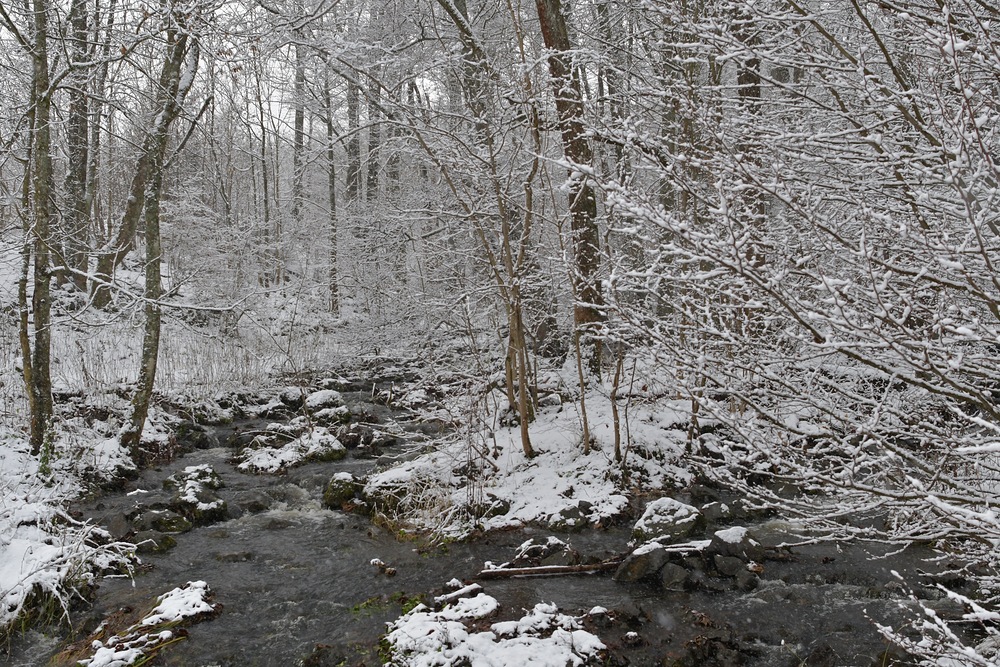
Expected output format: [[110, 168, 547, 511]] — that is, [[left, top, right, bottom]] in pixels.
[[633, 497, 701, 536], [365, 375, 688, 537], [80, 581, 217, 667], [305, 389, 344, 409], [384, 592, 604, 666], [0, 434, 131, 636], [237, 428, 345, 473], [714, 526, 750, 544]]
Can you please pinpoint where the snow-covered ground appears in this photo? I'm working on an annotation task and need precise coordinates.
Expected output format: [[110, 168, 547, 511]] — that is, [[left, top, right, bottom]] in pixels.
[[0, 432, 132, 641], [365, 365, 695, 537]]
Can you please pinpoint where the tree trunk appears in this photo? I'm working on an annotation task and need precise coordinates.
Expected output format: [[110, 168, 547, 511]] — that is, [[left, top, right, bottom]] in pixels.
[[291, 40, 305, 226], [120, 27, 198, 456], [254, 66, 273, 286], [436, 0, 537, 457], [64, 0, 89, 290], [323, 68, 339, 313], [366, 75, 381, 202], [28, 0, 54, 459], [534, 0, 605, 349], [346, 79, 361, 202], [85, 0, 116, 241]]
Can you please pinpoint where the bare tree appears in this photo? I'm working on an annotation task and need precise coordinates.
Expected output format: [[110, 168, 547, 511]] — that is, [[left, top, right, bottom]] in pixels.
[[120, 14, 200, 455], [534, 0, 605, 356]]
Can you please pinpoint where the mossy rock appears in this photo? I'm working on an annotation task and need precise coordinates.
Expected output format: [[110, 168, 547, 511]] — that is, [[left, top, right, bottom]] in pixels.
[[323, 473, 360, 508], [137, 509, 192, 534], [134, 530, 177, 554], [309, 445, 349, 463], [179, 494, 229, 526]]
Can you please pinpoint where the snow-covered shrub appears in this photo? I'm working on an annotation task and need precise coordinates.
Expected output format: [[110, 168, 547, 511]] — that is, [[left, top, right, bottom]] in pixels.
[[0, 473, 131, 642]]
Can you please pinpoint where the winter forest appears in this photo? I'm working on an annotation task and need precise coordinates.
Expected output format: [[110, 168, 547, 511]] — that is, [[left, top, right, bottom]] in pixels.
[[3, 0, 1000, 664]]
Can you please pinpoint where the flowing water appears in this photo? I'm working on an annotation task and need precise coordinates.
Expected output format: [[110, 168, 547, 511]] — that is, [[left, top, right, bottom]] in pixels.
[[5, 384, 965, 666]]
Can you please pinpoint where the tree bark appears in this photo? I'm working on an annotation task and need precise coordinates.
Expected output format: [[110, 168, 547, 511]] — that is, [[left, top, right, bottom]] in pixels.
[[477, 560, 623, 580], [323, 68, 339, 313], [436, 0, 537, 457], [366, 74, 381, 202], [291, 39, 305, 225], [63, 0, 89, 290], [120, 26, 198, 456], [28, 0, 54, 458], [346, 79, 361, 202], [534, 0, 605, 345]]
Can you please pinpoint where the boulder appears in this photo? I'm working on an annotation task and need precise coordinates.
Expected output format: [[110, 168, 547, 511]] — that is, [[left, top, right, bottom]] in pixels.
[[165, 464, 223, 491], [614, 543, 668, 583], [313, 405, 352, 426], [335, 424, 374, 449], [633, 497, 703, 541], [167, 465, 228, 525], [174, 488, 228, 525], [701, 501, 732, 525], [660, 563, 690, 591], [734, 569, 760, 591], [305, 389, 345, 411], [135, 509, 192, 534], [323, 473, 361, 509], [707, 526, 765, 562], [301, 429, 348, 462], [548, 500, 593, 532], [713, 554, 746, 577], [134, 530, 177, 554], [174, 421, 219, 450], [279, 387, 306, 409]]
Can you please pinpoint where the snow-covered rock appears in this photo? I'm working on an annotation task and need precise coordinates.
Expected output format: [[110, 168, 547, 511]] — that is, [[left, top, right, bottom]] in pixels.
[[166, 465, 227, 525], [384, 592, 605, 666], [322, 472, 360, 508], [238, 428, 347, 474], [305, 389, 344, 411], [706, 526, 764, 562], [632, 497, 703, 541], [614, 542, 669, 583]]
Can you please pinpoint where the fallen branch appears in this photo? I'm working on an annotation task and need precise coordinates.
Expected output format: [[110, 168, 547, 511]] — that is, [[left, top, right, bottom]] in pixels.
[[476, 559, 623, 580]]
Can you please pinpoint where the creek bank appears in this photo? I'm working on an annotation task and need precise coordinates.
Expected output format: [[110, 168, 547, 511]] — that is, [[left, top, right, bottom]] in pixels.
[[5, 363, 979, 666]]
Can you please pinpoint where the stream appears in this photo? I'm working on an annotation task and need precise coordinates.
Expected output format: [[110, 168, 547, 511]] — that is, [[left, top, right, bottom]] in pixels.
[[6, 376, 969, 666]]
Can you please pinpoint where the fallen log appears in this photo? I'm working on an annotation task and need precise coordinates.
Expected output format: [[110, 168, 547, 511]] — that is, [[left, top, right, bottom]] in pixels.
[[476, 559, 623, 580]]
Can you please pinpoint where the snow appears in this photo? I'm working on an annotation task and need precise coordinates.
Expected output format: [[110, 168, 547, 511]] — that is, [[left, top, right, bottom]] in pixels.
[[88, 438, 137, 479], [173, 465, 224, 512], [0, 434, 131, 637], [80, 581, 217, 667], [237, 427, 346, 473], [139, 581, 216, 626], [305, 389, 344, 409], [384, 591, 605, 666], [435, 583, 483, 605], [365, 372, 689, 536], [633, 497, 701, 536], [714, 526, 750, 544]]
